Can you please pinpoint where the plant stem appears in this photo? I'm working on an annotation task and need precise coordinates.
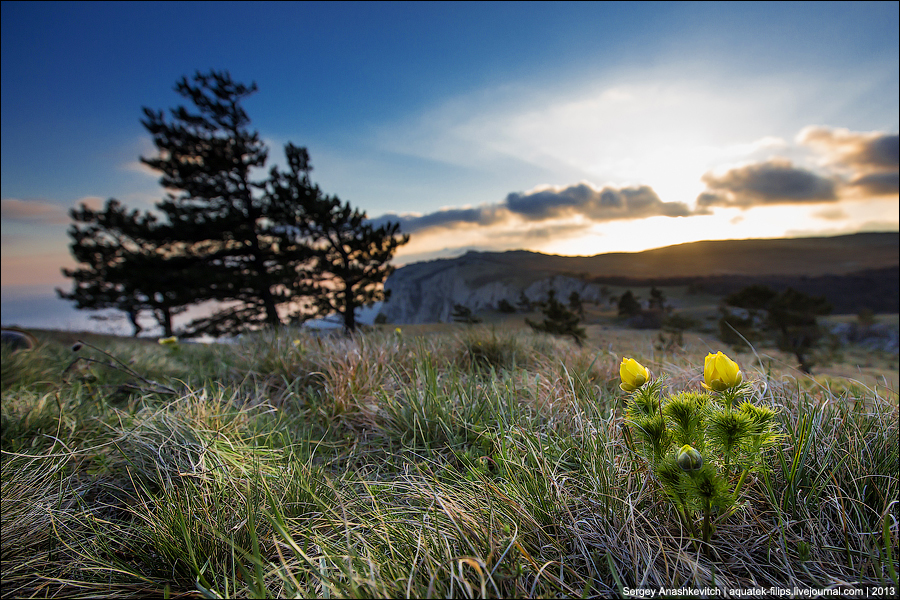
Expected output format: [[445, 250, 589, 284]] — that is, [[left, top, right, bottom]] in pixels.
[[680, 505, 698, 540], [733, 468, 749, 498], [702, 499, 711, 545]]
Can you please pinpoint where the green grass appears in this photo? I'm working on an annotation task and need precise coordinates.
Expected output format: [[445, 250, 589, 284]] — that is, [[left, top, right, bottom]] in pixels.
[[2, 327, 898, 598]]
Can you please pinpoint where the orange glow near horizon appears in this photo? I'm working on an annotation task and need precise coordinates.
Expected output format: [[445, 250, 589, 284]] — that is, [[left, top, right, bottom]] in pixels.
[[390, 198, 899, 263]]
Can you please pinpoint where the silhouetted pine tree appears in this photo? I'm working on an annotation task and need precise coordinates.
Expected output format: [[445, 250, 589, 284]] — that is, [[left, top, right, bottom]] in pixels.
[[139, 71, 320, 336], [618, 290, 642, 317], [57, 199, 190, 336], [61, 70, 406, 337], [648, 286, 667, 311], [294, 168, 409, 333]]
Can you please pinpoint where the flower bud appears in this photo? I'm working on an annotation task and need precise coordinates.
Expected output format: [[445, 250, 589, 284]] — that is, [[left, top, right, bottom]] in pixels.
[[619, 358, 651, 392], [702, 352, 742, 392], [158, 336, 178, 346], [676, 444, 703, 472]]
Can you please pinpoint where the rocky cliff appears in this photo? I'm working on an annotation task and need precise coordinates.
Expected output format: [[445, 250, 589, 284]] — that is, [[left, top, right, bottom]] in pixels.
[[379, 253, 606, 323], [378, 233, 899, 324]]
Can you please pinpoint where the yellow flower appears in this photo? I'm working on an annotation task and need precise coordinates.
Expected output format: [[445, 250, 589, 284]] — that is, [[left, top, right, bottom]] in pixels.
[[703, 351, 742, 391], [158, 336, 178, 346], [676, 444, 704, 472], [619, 358, 650, 392], [394, 327, 402, 335], [292, 339, 301, 347]]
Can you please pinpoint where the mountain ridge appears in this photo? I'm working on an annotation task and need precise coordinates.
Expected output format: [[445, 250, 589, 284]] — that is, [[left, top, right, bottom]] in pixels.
[[379, 232, 899, 323]]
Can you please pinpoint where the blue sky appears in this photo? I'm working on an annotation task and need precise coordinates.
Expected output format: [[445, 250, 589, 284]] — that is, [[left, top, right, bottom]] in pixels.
[[2, 1, 898, 333]]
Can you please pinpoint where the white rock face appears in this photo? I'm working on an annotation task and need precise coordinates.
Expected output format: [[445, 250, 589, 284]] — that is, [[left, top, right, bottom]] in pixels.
[[523, 276, 605, 305], [380, 253, 605, 324]]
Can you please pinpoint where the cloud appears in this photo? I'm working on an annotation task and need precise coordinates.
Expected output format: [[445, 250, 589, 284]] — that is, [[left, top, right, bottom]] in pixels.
[[850, 171, 900, 196], [374, 181, 698, 234], [1, 196, 105, 226], [371, 205, 506, 232], [121, 159, 160, 178], [697, 158, 838, 208], [799, 126, 899, 196], [489, 219, 594, 242], [800, 127, 899, 170], [2, 198, 67, 224], [505, 183, 696, 220], [812, 207, 849, 221]]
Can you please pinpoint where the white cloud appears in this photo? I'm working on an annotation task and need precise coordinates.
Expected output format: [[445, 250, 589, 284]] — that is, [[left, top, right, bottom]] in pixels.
[[373, 62, 860, 210]]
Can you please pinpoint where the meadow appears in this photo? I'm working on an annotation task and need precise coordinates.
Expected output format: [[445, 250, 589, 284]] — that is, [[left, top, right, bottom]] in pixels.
[[2, 325, 898, 598]]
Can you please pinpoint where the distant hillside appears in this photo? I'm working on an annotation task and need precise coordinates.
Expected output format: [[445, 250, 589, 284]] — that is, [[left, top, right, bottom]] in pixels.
[[380, 232, 899, 323]]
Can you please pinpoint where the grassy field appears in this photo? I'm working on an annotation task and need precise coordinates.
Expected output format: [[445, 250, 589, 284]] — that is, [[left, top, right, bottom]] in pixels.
[[2, 325, 898, 598]]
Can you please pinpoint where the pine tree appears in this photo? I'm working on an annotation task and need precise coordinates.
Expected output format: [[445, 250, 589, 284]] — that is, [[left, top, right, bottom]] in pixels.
[[139, 71, 317, 336], [568, 291, 584, 317], [767, 288, 832, 373], [648, 286, 667, 311], [515, 291, 533, 312], [526, 290, 586, 345], [61, 70, 406, 337], [723, 285, 832, 373], [57, 199, 189, 336], [497, 298, 516, 313], [618, 289, 642, 317], [451, 303, 482, 324], [297, 179, 409, 333]]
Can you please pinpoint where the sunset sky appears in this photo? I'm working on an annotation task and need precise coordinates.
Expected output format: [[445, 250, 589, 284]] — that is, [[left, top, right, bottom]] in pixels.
[[2, 1, 898, 332]]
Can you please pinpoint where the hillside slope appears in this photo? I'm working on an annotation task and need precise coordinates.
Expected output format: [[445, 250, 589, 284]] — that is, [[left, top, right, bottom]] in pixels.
[[379, 232, 899, 323]]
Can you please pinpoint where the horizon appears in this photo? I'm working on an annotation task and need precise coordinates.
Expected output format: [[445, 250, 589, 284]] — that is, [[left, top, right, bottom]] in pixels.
[[3, 230, 896, 337], [400, 229, 900, 262], [2, 2, 897, 334]]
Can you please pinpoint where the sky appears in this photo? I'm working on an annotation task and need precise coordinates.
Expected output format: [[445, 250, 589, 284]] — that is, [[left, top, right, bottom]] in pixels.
[[2, 1, 898, 333]]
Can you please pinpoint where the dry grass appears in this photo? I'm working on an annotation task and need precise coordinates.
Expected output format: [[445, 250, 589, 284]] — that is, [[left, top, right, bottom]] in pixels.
[[2, 326, 897, 598]]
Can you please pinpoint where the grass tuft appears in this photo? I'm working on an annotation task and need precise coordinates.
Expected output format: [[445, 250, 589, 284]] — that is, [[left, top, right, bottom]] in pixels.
[[2, 327, 897, 597]]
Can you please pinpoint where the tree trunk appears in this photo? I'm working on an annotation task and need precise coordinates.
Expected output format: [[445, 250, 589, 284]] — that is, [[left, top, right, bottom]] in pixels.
[[343, 290, 357, 333], [128, 310, 143, 337], [154, 307, 174, 337]]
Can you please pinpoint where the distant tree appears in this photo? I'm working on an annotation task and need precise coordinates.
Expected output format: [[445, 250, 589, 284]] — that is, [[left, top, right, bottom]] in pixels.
[[617, 290, 642, 318], [724, 285, 779, 314], [718, 284, 777, 345], [526, 290, 586, 345], [767, 288, 833, 373], [139, 70, 317, 336], [655, 312, 699, 351], [722, 285, 832, 373], [57, 199, 190, 336], [62, 70, 406, 337], [291, 165, 409, 333], [568, 291, 584, 317], [497, 298, 516, 314], [451, 303, 482, 324], [516, 291, 533, 312], [648, 286, 667, 311]]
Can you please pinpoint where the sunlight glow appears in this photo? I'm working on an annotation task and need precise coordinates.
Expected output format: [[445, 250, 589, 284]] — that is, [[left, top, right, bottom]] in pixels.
[[394, 197, 899, 265]]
